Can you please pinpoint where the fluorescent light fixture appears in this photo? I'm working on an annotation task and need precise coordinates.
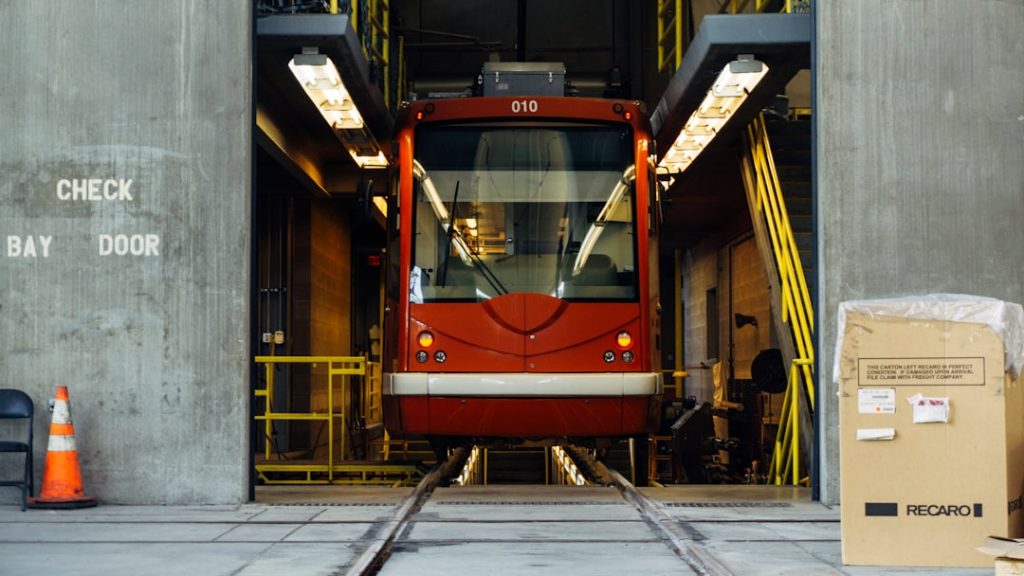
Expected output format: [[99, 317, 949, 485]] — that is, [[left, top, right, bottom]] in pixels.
[[289, 47, 388, 169], [349, 151, 389, 169], [288, 50, 363, 130], [657, 55, 768, 175]]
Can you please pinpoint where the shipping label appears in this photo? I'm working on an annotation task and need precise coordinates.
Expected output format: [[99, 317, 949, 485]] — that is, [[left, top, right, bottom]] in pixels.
[[858, 388, 896, 414]]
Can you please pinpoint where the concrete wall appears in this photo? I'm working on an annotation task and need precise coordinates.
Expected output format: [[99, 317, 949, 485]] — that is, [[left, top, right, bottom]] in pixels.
[[0, 2, 252, 504], [817, 0, 1024, 503]]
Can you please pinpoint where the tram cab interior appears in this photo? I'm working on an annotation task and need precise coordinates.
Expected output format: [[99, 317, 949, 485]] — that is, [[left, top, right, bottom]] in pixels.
[[411, 123, 637, 303]]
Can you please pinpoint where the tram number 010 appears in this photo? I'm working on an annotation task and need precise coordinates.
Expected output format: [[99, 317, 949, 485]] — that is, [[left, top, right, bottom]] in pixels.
[[511, 99, 539, 114]]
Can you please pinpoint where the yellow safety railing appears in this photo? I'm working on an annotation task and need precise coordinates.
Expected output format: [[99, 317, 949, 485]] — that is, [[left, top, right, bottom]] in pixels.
[[658, 0, 684, 73], [455, 446, 482, 485], [330, 1, 404, 112], [648, 435, 674, 487], [552, 446, 589, 486], [376, 431, 435, 463], [395, 34, 406, 107], [741, 113, 815, 486], [345, 0, 396, 109], [363, 360, 382, 426], [254, 355, 421, 485], [726, 0, 806, 14]]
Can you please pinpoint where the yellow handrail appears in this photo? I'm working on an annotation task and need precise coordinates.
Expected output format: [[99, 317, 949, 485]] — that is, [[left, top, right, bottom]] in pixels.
[[363, 360, 383, 426], [345, 0, 400, 112], [730, 0, 801, 13], [657, 0, 683, 73], [254, 356, 364, 483], [552, 446, 589, 486], [746, 115, 815, 405], [253, 355, 418, 485], [742, 112, 815, 486]]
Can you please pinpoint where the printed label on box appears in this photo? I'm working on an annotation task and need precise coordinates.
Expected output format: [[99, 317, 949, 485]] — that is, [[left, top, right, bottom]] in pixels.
[[907, 393, 950, 423], [858, 388, 896, 414], [858, 357, 985, 386]]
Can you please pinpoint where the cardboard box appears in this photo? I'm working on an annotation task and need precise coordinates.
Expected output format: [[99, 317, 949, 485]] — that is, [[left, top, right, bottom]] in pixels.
[[837, 296, 1024, 567], [977, 537, 1024, 575]]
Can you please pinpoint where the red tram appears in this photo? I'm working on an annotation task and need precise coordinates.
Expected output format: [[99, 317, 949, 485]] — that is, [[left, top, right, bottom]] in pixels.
[[382, 94, 662, 450]]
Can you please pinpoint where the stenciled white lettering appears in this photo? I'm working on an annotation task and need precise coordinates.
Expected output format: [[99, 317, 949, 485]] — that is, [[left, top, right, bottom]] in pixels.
[[98, 234, 160, 256], [6, 235, 52, 258], [56, 179, 134, 201]]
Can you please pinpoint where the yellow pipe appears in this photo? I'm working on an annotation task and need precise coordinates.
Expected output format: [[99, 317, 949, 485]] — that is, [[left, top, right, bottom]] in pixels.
[[264, 364, 273, 460], [674, 0, 682, 70], [750, 117, 815, 377], [674, 248, 684, 399], [794, 358, 815, 409], [328, 366, 334, 480], [330, 0, 338, 14], [779, 392, 795, 484], [744, 113, 819, 485], [758, 119, 814, 357], [791, 364, 800, 484], [755, 118, 816, 415], [769, 376, 794, 484], [758, 115, 814, 333]]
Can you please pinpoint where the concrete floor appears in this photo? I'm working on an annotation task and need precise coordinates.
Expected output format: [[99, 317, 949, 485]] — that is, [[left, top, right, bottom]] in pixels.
[[0, 485, 998, 575]]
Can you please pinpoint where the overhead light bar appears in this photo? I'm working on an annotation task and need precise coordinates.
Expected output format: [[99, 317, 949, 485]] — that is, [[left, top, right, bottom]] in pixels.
[[657, 55, 767, 175], [288, 47, 388, 169]]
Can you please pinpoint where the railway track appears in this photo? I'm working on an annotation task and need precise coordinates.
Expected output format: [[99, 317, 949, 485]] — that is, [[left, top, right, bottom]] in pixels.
[[345, 445, 733, 576]]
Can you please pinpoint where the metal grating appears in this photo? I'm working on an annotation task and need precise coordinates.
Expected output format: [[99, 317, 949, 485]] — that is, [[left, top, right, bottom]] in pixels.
[[664, 502, 793, 508], [436, 501, 621, 506], [263, 502, 396, 507]]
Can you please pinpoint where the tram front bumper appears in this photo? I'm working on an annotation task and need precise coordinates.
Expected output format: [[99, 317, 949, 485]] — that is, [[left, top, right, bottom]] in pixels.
[[385, 372, 661, 397]]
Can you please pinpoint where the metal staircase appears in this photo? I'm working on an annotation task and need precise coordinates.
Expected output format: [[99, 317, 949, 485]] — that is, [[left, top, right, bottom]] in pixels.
[[766, 113, 814, 301], [739, 111, 815, 486]]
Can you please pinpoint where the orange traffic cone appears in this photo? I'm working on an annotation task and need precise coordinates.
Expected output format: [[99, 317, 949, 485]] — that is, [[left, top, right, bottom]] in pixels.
[[27, 386, 97, 509]]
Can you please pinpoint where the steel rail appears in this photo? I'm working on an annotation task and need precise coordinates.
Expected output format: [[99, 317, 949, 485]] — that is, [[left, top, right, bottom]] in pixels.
[[345, 447, 468, 576], [609, 467, 734, 576], [566, 446, 734, 576]]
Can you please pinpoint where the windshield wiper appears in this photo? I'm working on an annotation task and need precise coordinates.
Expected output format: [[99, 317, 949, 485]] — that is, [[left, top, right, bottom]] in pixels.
[[437, 181, 458, 288], [446, 183, 507, 296]]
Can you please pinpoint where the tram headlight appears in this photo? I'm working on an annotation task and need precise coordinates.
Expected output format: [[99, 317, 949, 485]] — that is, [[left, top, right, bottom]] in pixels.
[[418, 331, 434, 348], [621, 350, 635, 364], [616, 331, 633, 349], [603, 351, 616, 363]]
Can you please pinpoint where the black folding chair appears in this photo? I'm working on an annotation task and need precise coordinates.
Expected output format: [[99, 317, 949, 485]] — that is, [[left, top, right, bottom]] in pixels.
[[0, 389, 34, 510]]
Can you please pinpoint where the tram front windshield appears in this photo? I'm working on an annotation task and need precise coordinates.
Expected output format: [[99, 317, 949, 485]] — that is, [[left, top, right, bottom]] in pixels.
[[410, 122, 637, 303]]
